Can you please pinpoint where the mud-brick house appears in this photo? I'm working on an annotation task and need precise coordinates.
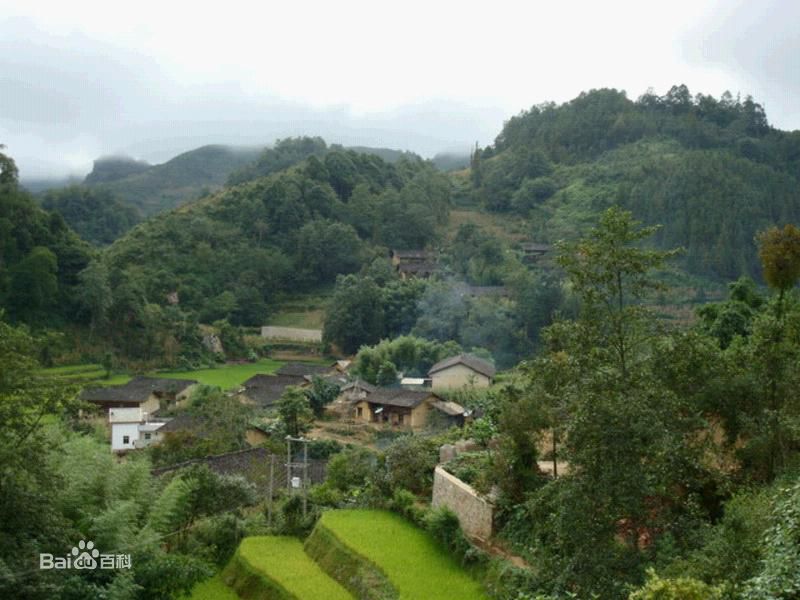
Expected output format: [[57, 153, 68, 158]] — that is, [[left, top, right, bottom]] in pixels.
[[353, 388, 466, 429], [428, 354, 495, 390], [328, 379, 376, 418], [80, 376, 199, 415]]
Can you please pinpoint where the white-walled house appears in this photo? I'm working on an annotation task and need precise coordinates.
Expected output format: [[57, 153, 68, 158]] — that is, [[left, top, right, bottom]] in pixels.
[[108, 407, 166, 452]]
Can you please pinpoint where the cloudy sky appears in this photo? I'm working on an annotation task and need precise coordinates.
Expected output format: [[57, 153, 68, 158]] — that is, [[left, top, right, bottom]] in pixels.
[[1, 0, 798, 179]]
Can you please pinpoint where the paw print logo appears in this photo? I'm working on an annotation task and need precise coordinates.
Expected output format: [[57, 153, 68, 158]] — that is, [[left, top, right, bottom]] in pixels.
[[71, 540, 99, 570]]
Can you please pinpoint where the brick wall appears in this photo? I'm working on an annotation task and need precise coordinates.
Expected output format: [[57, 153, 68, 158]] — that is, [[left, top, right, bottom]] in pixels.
[[431, 465, 494, 540]]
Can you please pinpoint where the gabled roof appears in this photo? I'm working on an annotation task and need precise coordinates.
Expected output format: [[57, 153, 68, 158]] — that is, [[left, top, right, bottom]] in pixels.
[[428, 354, 496, 379], [366, 388, 437, 409], [341, 379, 377, 393], [81, 376, 198, 404], [275, 362, 332, 378], [240, 374, 304, 407]]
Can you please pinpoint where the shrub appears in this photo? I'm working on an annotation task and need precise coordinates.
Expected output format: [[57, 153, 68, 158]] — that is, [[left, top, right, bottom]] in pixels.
[[629, 569, 724, 600], [384, 435, 439, 496], [326, 447, 378, 492]]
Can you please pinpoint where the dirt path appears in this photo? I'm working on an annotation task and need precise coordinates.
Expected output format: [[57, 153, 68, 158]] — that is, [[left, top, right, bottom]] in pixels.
[[470, 536, 531, 569]]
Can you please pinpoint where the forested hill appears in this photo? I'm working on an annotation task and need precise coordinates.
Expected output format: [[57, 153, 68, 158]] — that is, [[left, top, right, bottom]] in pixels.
[[85, 145, 262, 216], [99, 147, 449, 359], [468, 86, 800, 281]]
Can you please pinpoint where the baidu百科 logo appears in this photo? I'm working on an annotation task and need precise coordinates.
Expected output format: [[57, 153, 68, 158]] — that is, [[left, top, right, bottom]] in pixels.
[[39, 540, 131, 570]]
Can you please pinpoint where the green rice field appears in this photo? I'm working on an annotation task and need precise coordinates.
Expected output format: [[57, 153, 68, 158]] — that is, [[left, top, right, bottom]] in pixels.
[[39, 358, 284, 390], [317, 510, 487, 600], [185, 575, 239, 600], [223, 536, 353, 600]]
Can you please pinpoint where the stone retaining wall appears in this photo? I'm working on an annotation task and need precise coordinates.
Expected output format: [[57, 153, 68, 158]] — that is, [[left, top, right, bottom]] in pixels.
[[261, 326, 322, 343], [431, 465, 494, 540]]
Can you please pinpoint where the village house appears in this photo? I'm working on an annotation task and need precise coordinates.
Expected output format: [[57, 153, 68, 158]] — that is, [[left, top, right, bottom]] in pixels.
[[353, 388, 466, 429], [80, 376, 199, 415], [328, 379, 376, 418], [428, 354, 496, 389], [108, 407, 167, 452], [390, 249, 438, 279]]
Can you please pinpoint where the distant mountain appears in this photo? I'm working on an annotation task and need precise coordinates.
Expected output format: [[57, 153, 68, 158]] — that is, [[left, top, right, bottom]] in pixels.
[[20, 175, 83, 194], [346, 146, 419, 163], [432, 152, 470, 172], [86, 144, 261, 216], [227, 138, 423, 186], [84, 156, 151, 184]]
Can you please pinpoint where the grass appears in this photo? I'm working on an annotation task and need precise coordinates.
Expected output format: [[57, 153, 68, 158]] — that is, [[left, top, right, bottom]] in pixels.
[[187, 575, 239, 600], [446, 209, 528, 244], [267, 309, 325, 329], [153, 358, 283, 390], [227, 536, 354, 600], [316, 510, 487, 600], [39, 358, 283, 391]]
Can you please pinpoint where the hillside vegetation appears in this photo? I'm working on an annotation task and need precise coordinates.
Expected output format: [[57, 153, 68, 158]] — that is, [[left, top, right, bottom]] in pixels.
[[470, 86, 800, 280], [85, 144, 261, 215]]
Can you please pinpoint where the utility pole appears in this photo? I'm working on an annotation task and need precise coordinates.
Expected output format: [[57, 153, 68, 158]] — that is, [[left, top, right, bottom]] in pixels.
[[285, 435, 310, 518]]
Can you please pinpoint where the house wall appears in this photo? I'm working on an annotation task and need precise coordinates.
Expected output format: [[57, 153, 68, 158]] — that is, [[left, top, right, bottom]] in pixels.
[[141, 395, 159, 416], [260, 326, 322, 342], [136, 430, 162, 448], [432, 466, 494, 540], [109, 407, 143, 423], [430, 364, 490, 390], [172, 385, 197, 409], [409, 401, 431, 428], [111, 423, 140, 451], [354, 400, 372, 423]]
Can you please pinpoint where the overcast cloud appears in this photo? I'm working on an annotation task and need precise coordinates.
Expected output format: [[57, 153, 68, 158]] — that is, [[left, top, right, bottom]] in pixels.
[[0, 0, 797, 180]]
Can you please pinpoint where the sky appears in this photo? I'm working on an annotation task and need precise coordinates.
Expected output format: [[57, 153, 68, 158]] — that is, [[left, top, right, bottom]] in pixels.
[[1, 0, 798, 179]]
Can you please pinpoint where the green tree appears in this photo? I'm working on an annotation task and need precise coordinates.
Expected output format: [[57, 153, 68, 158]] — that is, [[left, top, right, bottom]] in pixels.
[[278, 386, 314, 437], [76, 259, 113, 338], [323, 275, 384, 354], [305, 376, 340, 417]]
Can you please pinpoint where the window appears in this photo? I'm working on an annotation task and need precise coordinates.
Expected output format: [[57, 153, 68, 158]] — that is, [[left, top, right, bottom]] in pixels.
[[357, 407, 363, 417], [122, 435, 130, 445], [144, 433, 151, 440]]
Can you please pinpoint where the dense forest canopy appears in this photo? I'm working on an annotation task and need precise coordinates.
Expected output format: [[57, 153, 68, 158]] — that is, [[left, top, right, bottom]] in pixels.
[[41, 185, 141, 246], [0, 148, 92, 326], [470, 85, 800, 280]]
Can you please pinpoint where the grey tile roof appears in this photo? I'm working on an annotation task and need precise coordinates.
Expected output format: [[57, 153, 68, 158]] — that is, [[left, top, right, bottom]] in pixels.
[[366, 388, 437, 409], [276, 362, 333, 378], [80, 376, 197, 404], [428, 354, 496, 379], [342, 379, 377, 393], [240, 374, 305, 407]]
